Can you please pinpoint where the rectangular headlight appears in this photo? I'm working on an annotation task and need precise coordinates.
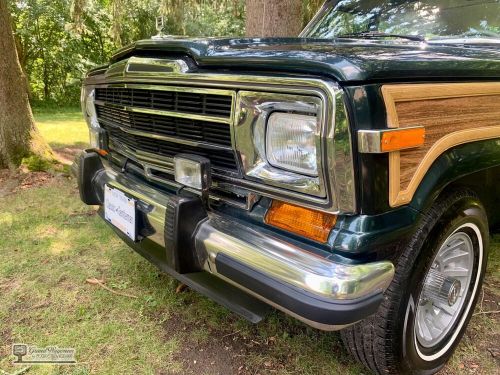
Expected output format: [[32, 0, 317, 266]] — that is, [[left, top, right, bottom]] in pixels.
[[266, 113, 319, 176]]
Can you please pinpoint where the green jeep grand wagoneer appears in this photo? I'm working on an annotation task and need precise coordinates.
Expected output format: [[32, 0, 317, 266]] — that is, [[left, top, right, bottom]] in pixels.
[[74, 1, 500, 373]]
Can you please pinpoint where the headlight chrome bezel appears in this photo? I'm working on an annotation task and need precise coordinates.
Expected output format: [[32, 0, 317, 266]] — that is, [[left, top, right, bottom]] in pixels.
[[81, 87, 99, 129], [81, 86, 107, 149], [235, 91, 326, 198]]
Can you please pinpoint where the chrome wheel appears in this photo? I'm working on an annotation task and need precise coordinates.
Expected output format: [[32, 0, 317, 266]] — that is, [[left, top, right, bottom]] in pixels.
[[415, 231, 474, 348]]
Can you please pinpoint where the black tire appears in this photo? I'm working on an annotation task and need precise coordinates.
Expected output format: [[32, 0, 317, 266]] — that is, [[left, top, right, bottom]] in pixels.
[[341, 190, 489, 374]]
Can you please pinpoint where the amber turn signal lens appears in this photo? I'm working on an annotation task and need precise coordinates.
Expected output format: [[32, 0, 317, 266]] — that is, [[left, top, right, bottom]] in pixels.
[[265, 201, 337, 243], [381, 127, 426, 152], [96, 149, 108, 157]]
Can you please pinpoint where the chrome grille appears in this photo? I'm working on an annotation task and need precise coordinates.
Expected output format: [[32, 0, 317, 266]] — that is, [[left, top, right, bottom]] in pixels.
[[106, 126, 238, 171], [93, 86, 238, 174], [95, 87, 233, 118], [96, 105, 232, 146]]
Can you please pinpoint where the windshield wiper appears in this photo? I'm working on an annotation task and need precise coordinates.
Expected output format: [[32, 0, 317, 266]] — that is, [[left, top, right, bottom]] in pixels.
[[337, 31, 425, 42]]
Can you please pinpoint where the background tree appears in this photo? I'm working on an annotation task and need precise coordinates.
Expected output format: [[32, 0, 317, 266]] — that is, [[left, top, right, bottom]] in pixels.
[[245, 0, 302, 37], [0, 0, 52, 169], [8, 0, 322, 107]]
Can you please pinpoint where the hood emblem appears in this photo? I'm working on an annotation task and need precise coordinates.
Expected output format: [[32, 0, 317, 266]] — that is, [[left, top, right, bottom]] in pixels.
[[154, 16, 165, 38]]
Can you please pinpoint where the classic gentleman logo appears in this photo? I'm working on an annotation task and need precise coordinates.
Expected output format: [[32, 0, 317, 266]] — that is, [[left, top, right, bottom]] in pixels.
[[12, 344, 27, 363], [12, 344, 76, 364]]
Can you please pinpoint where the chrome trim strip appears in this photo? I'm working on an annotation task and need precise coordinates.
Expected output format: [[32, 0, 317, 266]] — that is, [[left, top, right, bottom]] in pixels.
[[87, 67, 343, 92], [95, 100, 232, 125], [195, 214, 394, 301], [299, 0, 331, 37], [100, 118, 233, 151], [125, 56, 190, 74], [357, 130, 383, 154], [105, 56, 191, 78], [105, 82, 236, 98], [109, 138, 173, 168], [212, 273, 353, 331], [358, 126, 425, 154], [331, 90, 356, 212], [130, 106, 232, 125], [136, 150, 173, 168]]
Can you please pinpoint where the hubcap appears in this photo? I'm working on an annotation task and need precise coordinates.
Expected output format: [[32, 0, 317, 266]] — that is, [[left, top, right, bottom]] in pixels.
[[416, 231, 474, 348]]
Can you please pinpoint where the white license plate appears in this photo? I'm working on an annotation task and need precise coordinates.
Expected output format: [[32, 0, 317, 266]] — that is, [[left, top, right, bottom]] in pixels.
[[104, 185, 136, 241]]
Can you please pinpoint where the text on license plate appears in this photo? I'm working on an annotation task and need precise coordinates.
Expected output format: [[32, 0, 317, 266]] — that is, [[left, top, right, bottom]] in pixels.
[[104, 185, 136, 240]]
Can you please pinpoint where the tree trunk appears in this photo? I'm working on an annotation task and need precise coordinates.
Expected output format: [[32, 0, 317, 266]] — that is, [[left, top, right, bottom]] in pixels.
[[245, 0, 302, 37], [0, 0, 52, 169]]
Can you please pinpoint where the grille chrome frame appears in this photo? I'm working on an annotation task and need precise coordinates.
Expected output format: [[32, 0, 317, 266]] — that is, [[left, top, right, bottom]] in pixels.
[[83, 57, 357, 214], [94, 83, 241, 179]]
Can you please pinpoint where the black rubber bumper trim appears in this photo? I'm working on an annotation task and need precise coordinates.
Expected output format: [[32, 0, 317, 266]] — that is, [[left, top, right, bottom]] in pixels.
[[215, 253, 384, 326], [75, 150, 104, 205], [102, 215, 271, 324]]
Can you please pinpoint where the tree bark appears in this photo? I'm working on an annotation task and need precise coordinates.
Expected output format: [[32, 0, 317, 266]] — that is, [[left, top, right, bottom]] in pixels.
[[245, 0, 302, 37], [0, 0, 52, 169]]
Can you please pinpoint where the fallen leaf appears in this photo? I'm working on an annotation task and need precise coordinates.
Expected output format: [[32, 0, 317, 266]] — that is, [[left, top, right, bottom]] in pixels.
[[86, 278, 104, 285], [175, 283, 188, 293]]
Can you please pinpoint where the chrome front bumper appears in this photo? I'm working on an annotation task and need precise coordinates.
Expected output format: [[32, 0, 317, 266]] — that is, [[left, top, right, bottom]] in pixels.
[[75, 151, 395, 330]]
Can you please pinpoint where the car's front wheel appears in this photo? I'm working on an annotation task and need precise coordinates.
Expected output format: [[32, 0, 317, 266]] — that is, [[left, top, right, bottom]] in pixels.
[[341, 190, 489, 374]]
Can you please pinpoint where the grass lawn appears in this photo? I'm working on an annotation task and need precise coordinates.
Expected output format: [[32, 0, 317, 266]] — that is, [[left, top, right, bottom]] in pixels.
[[33, 108, 89, 150], [0, 110, 498, 374]]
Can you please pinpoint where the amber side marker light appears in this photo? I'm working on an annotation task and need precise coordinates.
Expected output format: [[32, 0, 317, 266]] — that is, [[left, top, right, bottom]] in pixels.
[[95, 149, 108, 157], [265, 201, 337, 243], [358, 126, 426, 154], [381, 127, 426, 153]]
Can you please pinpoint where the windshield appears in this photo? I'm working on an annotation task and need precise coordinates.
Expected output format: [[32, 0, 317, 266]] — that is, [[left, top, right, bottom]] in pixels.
[[302, 0, 500, 42]]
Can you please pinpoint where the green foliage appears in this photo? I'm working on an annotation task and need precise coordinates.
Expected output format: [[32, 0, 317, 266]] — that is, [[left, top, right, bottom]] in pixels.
[[10, 0, 321, 107], [22, 154, 52, 171], [11, 0, 111, 105], [302, 0, 324, 27], [179, 1, 246, 37]]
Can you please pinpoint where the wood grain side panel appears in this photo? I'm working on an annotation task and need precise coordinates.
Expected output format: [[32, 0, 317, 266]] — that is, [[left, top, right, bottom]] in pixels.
[[381, 82, 500, 207], [397, 95, 500, 189]]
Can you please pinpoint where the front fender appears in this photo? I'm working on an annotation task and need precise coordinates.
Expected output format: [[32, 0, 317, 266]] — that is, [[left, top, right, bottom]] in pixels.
[[410, 138, 500, 215]]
